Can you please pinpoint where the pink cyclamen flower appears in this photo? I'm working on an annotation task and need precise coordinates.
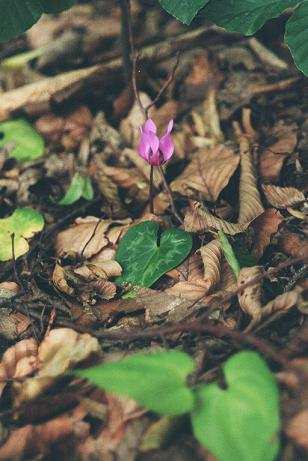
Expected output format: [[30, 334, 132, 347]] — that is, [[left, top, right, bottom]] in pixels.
[[138, 118, 174, 166]]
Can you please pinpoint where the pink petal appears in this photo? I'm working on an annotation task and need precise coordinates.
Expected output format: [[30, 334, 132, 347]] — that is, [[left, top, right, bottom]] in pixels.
[[165, 119, 174, 135], [147, 131, 160, 155], [159, 134, 174, 162], [138, 132, 151, 161], [148, 149, 162, 166], [143, 118, 157, 134]]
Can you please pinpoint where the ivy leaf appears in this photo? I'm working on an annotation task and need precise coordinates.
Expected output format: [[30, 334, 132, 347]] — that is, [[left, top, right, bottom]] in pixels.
[[115, 221, 192, 287], [58, 173, 94, 206], [0, 119, 44, 163], [218, 230, 241, 278], [0, 0, 77, 42], [0, 208, 44, 261], [285, 0, 308, 76], [201, 0, 298, 35], [159, 0, 210, 24], [191, 351, 280, 461], [75, 351, 195, 415]]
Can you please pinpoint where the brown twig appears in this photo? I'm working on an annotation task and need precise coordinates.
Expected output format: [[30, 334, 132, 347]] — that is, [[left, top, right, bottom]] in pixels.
[[119, 0, 134, 82]]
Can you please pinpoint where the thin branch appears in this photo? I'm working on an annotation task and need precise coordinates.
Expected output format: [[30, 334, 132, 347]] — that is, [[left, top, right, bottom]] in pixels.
[[119, 0, 134, 82]]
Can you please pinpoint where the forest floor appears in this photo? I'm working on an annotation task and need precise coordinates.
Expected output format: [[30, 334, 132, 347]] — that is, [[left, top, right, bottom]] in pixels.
[[0, 1, 307, 460]]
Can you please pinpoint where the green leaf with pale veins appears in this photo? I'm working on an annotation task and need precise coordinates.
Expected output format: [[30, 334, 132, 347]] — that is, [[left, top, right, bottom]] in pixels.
[[0, 119, 44, 163], [191, 351, 280, 461], [159, 0, 210, 24], [201, 0, 298, 35], [115, 221, 192, 287], [285, 0, 308, 76], [75, 350, 195, 415], [58, 173, 94, 206], [0, 208, 44, 261]]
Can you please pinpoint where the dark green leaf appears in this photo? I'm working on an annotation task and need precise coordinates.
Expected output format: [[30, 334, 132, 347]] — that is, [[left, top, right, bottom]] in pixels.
[[285, 1, 308, 76], [58, 173, 93, 205], [218, 230, 240, 278], [159, 0, 210, 25], [191, 351, 280, 461], [115, 221, 192, 287], [0, 0, 76, 42], [0, 119, 44, 163], [202, 0, 298, 35], [75, 351, 195, 415]]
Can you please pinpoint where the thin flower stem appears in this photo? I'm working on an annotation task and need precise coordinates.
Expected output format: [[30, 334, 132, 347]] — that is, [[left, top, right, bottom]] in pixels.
[[149, 165, 154, 213], [119, 0, 134, 82], [158, 166, 183, 223]]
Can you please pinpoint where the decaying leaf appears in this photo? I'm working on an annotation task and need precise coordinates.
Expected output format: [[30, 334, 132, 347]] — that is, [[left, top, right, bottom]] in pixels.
[[279, 232, 308, 258], [14, 328, 100, 404], [262, 184, 305, 209], [259, 121, 298, 183], [171, 144, 239, 201], [0, 338, 38, 398], [252, 209, 284, 260], [52, 263, 74, 295], [238, 266, 264, 328], [55, 217, 130, 258], [200, 239, 222, 289], [0, 405, 89, 460], [184, 136, 263, 234], [120, 92, 153, 147], [261, 288, 300, 319], [0, 309, 31, 341], [0, 281, 20, 299]]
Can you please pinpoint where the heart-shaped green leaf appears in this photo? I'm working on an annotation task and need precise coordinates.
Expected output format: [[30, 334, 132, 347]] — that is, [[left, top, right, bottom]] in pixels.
[[58, 173, 94, 205], [75, 350, 195, 415], [159, 0, 210, 25], [191, 351, 280, 461], [0, 119, 44, 163], [0, 208, 44, 261], [285, 1, 308, 76], [115, 221, 192, 287]]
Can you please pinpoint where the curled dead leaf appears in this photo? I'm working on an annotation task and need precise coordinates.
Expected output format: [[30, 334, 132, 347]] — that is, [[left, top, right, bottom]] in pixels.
[[200, 239, 222, 290], [238, 266, 264, 328], [184, 137, 263, 234], [0, 338, 38, 398], [52, 263, 74, 295], [252, 209, 284, 260], [262, 184, 305, 209], [14, 328, 100, 404], [0, 281, 20, 299], [261, 288, 300, 319], [171, 144, 239, 201], [120, 92, 153, 147], [259, 121, 298, 183]]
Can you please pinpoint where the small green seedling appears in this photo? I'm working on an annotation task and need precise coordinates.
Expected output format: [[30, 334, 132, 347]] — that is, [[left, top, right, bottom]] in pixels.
[[58, 172, 94, 206], [0, 119, 44, 163]]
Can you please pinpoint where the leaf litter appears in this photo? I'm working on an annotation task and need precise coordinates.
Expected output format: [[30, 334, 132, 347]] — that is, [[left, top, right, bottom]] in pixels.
[[0, 1, 307, 460]]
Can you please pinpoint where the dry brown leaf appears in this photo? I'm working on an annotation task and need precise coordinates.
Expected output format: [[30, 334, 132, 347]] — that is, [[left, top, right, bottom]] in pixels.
[[151, 100, 179, 134], [0, 405, 89, 460], [55, 217, 129, 258], [0, 281, 20, 299], [279, 232, 308, 258], [184, 137, 263, 234], [52, 263, 74, 295], [200, 239, 222, 289], [262, 184, 305, 209], [238, 266, 264, 327], [14, 328, 100, 404], [123, 148, 162, 188], [171, 145, 239, 201], [0, 309, 31, 341], [252, 209, 284, 259], [286, 410, 308, 450], [166, 280, 210, 301], [120, 92, 153, 147], [0, 64, 103, 120], [261, 288, 300, 318], [259, 121, 298, 183], [0, 338, 38, 398], [100, 164, 149, 203]]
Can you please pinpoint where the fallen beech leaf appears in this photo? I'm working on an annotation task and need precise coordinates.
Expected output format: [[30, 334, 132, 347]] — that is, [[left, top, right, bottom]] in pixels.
[[0, 405, 89, 460], [286, 410, 308, 450], [0, 338, 38, 398], [262, 184, 305, 209], [261, 288, 300, 319], [0, 309, 31, 340], [279, 232, 308, 258], [184, 137, 263, 234], [259, 121, 298, 183], [238, 266, 264, 328], [14, 328, 100, 404], [55, 217, 130, 258], [171, 145, 239, 201], [200, 239, 222, 290], [0, 281, 20, 299], [166, 279, 210, 301], [252, 209, 284, 260], [52, 263, 74, 295]]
